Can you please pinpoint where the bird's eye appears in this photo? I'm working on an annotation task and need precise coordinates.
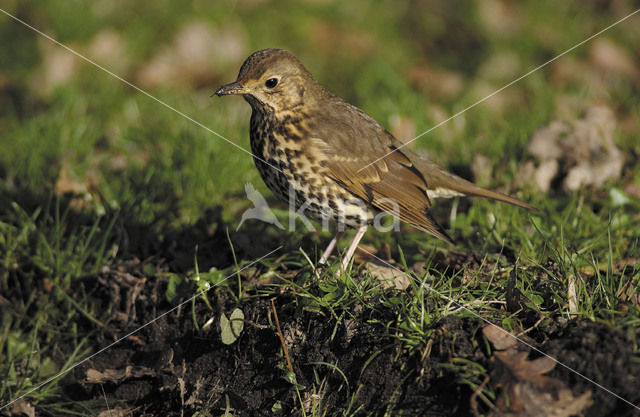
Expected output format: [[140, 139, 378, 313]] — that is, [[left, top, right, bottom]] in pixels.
[[265, 78, 278, 88]]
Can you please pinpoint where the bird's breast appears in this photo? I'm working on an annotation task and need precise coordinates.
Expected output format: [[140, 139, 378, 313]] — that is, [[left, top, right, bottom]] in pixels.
[[248, 109, 375, 226], [249, 110, 323, 199]]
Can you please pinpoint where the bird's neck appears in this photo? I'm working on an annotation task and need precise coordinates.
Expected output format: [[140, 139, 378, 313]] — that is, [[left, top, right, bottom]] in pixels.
[[244, 95, 275, 114]]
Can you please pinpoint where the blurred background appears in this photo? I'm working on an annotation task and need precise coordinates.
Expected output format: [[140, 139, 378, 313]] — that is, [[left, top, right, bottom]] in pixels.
[[0, 0, 638, 275], [1, 0, 638, 231]]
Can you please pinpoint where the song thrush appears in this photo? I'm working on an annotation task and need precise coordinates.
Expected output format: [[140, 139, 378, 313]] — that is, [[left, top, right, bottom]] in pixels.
[[216, 48, 534, 271]]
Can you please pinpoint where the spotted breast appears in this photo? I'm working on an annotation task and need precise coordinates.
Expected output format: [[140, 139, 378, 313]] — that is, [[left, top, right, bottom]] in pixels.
[[249, 107, 376, 229]]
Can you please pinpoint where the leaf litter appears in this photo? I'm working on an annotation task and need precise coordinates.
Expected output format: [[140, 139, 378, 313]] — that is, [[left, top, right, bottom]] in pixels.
[[483, 325, 592, 417]]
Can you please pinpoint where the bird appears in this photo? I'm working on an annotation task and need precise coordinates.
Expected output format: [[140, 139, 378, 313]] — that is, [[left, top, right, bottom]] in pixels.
[[216, 48, 535, 272]]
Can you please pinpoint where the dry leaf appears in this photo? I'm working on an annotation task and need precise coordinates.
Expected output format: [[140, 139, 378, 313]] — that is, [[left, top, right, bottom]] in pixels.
[[87, 28, 129, 74], [426, 104, 465, 143], [477, 0, 520, 36], [483, 325, 592, 416], [533, 160, 559, 194], [364, 261, 412, 290], [567, 274, 578, 314], [478, 52, 522, 82], [54, 166, 86, 195], [469, 80, 524, 114], [408, 64, 464, 100], [97, 407, 132, 417], [590, 38, 640, 84], [85, 366, 156, 384], [137, 21, 247, 88], [389, 115, 416, 144], [507, 382, 593, 417], [550, 57, 609, 100], [54, 165, 99, 211], [624, 183, 640, 199], [8, 399, 35, 417], [353, 243, 392, 264], [525, 106, 624, 192], [351, 244, 411, 289], [29, 37, 79, 97], [471, 154, 493, 187], [618, 279, 640, 306], [483, 325, 517, 350]]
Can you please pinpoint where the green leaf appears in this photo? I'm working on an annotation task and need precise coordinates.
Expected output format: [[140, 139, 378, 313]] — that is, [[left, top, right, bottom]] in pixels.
[[610, 187, 632, 207], [220, 308, 245, 345], [271, 401, 283, 414], [527, 293, 544, 306], [165, 273, 185, 304]]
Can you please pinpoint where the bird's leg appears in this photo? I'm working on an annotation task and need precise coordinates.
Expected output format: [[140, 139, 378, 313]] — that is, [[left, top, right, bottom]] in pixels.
[[340, 225, 368, 274], [319, 231, 344, 265]]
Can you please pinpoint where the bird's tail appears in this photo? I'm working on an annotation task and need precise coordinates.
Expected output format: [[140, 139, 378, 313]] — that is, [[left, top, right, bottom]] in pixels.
[[458, 182, 535, 210], [421, 160, 536, 211]]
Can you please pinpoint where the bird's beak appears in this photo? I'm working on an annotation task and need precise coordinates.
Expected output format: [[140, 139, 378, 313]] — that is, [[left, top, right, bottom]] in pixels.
[[215, 81, 248, 96]]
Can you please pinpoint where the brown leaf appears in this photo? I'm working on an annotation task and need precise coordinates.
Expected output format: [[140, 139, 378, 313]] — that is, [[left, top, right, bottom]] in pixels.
[[353, 245, 411, 290], [494, 350, 556, 383], [426, 104, 465, 143], [136, 21, 248, 88], [353, 243, 392, 264], [483, 325, 517, 350], [618, 278, 640, 306], [54, 166, 86, 195], [503, 382, 593, 417], [85, 365, 156, 384], [408, 64, 464, 100], [624, 183, 640, 200], [477, 52, 522, 82], [469, 79, 525, 114], [590, 38, 640, 84], [97, 407, 133, 417], [86, 28, 129, 74], [29, 37, 79, 97], [471, 154, 493, 188], [527, 121, 568, 161], [525, 106, 625, 193], [389, 115, 416, 145], [8, 399, 35, 417], [477, 0, 521, 36], [567, 274, 578, 314], [484, 325, 592, 416], [364, 261, 412, 290]]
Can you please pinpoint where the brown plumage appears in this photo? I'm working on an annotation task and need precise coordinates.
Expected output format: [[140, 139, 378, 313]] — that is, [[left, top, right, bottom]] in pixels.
[[216, 48, 534, 267]]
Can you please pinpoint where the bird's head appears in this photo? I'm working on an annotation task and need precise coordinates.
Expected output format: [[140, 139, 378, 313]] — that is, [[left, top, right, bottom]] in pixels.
[[215, 48, 315, 113]]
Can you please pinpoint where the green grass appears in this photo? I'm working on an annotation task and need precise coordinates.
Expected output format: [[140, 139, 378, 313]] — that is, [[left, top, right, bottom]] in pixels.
[[1, 0, 639, 414]]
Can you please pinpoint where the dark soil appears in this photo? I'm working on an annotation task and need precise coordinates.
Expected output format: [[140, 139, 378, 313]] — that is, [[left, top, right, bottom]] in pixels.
[[3, 195, 638, 416], [64, 266, 480, 416], [56, 259, 639, 417]]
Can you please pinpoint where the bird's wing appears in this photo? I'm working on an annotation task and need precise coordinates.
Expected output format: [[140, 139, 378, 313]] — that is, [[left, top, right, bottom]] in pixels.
[[311, 101, 453, 242]]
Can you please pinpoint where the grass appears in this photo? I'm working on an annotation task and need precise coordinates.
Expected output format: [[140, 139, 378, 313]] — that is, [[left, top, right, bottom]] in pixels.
[[1, 0, 639, 414]]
